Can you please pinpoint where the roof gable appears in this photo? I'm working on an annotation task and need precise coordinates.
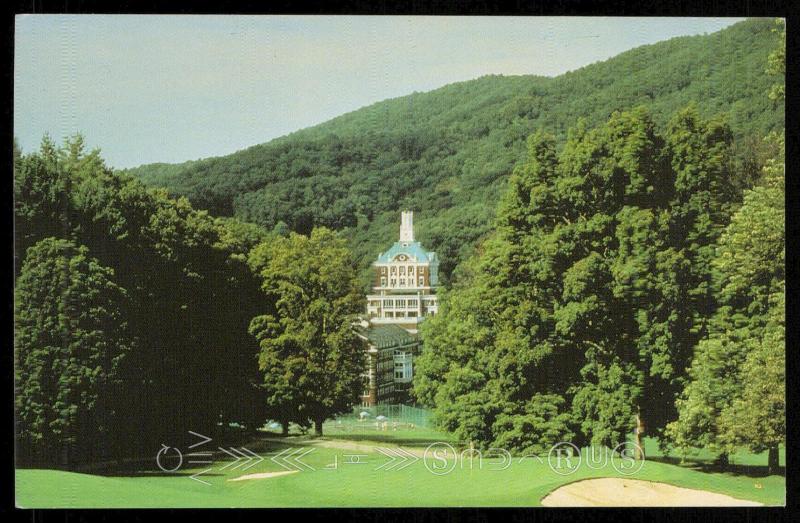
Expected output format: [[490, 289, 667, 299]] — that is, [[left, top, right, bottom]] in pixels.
[[376, 241, 437, 264]]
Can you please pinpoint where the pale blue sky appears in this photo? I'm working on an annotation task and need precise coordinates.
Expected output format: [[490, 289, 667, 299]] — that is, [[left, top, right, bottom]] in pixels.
[[14, 15, 743, 168]]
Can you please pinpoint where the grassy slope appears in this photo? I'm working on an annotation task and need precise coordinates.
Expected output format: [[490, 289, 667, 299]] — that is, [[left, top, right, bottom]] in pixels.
[[16, 433, 785, 508]]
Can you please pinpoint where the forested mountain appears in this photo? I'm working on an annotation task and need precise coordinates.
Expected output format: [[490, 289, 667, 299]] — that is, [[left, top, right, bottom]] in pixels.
[[412, 19, 784, 468], [125, 19, 783, 285]]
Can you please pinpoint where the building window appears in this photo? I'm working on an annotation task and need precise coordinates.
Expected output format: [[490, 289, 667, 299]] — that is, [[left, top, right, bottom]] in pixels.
[[396, 299, 405, 308], [380, 277, 386, 287], [399, 278, 406, 286], [390, 279, 396, 287], [383, 299, 393, 308], [390, 266, 396, 275], [381, 267, 386, 274], [393, 353, 413, 381], [419, 277, 424, 286], [419, 266, 424, 273], [408, 299, 418, 308], [399, 266, 405, 275]]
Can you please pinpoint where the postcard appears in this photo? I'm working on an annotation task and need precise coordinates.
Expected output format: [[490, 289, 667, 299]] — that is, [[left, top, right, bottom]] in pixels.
[[13, 14, 785, 508]]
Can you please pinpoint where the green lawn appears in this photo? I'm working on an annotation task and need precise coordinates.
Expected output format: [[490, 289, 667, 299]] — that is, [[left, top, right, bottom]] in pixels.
[[643, 437, 786, 469], [16, 430, 785, 508]]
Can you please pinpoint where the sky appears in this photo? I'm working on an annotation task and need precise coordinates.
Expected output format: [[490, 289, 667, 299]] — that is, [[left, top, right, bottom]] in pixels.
[[14, 16, 744, 168]]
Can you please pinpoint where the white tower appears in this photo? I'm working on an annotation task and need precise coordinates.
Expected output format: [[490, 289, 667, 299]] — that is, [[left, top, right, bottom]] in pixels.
[[399, 211, 415, 242]]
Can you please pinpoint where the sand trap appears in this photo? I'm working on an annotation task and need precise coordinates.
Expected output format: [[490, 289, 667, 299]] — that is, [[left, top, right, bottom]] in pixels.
[[541, 478, 762, 507], [228, 470, 299, 482]]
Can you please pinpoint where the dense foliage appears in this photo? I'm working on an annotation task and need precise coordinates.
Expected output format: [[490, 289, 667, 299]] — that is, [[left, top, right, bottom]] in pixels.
[[15, 135, 370, 466], [414, 105, 742, 452], [248, 228, 366, 436], [667, 20, 785, 472], [126, 19, 783, 286], [15, 238, 134, 465], [416, 20, 784, 468], [14, 137, 272, 465], [666, 132, 784, 469]]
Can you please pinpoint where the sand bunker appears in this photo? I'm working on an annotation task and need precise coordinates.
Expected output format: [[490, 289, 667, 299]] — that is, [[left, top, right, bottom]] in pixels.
[[228, 470, 299, 482], [541, 478, 762, 507]]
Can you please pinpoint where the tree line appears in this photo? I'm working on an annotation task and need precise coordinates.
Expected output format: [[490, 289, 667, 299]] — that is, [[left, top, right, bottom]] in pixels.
[[14, 137, 365, 467], [414, 21, 785, 471]]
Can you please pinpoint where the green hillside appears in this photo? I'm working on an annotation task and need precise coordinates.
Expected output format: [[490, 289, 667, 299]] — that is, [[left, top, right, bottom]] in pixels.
[[125, 18, 783, 286]]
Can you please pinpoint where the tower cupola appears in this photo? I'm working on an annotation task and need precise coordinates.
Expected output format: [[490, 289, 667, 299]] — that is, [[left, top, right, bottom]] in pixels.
[[400, 211, 414, 243]]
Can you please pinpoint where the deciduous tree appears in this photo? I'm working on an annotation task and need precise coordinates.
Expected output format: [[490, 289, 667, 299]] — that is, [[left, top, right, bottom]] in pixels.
[[248, 228, 365, 436]]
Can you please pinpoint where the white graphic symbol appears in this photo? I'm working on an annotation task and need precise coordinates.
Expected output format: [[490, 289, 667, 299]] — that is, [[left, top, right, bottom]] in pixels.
[[219, 447, 264, 471], [423, 442, 457, 476], [156, 444, 183, 472], [548, 442, 582, 475], [270, 447, 316, 471], [375, 447, 419, 471], [611, 442, 645, 476]]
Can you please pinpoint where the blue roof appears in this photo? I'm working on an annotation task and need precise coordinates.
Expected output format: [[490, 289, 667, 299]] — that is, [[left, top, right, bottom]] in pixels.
[[376, 241, 437, 264]]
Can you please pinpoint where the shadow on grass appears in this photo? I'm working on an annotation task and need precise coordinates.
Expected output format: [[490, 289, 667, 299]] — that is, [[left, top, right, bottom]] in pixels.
[[647, 455, 785, 478], [76, 435, 291, 477], [101, 470, 226, 478]]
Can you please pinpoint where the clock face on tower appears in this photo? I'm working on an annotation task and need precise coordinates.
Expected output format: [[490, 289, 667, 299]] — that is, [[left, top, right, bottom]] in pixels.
[[398, 255, 406, 261]]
